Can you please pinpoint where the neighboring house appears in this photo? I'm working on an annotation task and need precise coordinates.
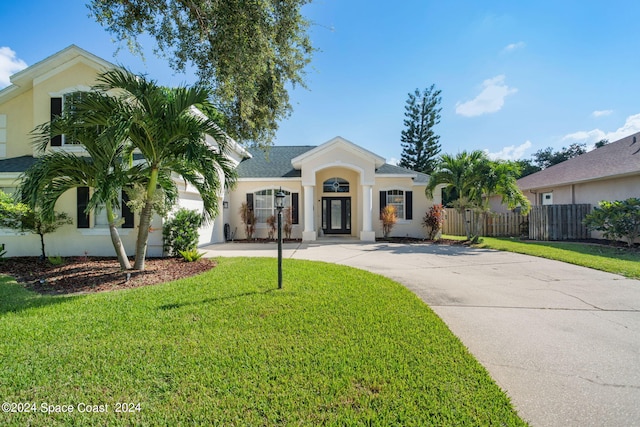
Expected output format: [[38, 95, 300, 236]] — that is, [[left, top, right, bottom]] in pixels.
[[517, 132, 640, 207], [0, 46, 439, 257], [229, 137, 438, 241]]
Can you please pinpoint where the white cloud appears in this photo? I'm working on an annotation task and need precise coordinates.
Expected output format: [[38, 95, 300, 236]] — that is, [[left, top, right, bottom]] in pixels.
[[486, 140, 532, 161], [502, 41, 525, 53], [563, 113, 640, 147], [591, 109, 613, 118], [0, 47, 27, 88], [455, 75, 518, 117], [387, 157, 399, 166]]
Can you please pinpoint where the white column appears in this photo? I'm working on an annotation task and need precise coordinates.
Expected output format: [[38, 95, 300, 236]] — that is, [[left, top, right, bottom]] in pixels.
[[302, 185, 317, 241], [213, 197, 225, 243], [360, 184, 376, 241]]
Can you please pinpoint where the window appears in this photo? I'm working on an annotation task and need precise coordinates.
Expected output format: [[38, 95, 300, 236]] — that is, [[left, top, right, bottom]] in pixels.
[[323, 177, 349, 193], [246, 190, 299, 224], [379, 190, 413, 220], [387, 190, 405, 220], [541, 192, 553, 205], [50, 91, 86, 146], [77, 188, 134, 229], [253, 189, 290, 223]]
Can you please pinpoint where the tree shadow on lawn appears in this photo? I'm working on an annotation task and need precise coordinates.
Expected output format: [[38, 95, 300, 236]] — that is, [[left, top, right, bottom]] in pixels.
[[157, 288, 276, 311], [0, 277, 84, 315], [532, 240, 640, 261], [371, 241, 492, 257]]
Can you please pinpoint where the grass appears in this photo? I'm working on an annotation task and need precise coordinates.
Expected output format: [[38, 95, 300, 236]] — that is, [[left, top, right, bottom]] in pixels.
[[443, 235, 640, 279], [0, 258, 527, 426]]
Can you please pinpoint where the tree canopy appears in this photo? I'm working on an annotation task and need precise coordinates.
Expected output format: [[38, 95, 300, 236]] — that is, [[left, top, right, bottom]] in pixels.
[[532, 142, 586, 170], [91, 68, 238, 270], [87, 0, 314, 145], [398, 85, 442, 174]]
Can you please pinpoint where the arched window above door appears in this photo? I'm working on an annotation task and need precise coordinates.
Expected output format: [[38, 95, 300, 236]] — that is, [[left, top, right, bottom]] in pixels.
[[323, 177, 349, 193]]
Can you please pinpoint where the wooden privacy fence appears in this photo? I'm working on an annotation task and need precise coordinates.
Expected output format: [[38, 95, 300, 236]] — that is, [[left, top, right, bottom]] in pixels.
[[442, 208, 527, 237], [528, 204, 591, 241], [442, 204, 591, 240]]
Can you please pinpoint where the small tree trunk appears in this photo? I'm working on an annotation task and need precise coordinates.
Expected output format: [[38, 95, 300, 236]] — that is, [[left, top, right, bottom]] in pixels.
[[106, 203, 131, 270], [39, 233, 46, 259], [462, 209, 472, 240]]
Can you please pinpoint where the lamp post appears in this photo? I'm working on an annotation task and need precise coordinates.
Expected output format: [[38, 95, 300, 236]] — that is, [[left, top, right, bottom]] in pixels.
[[275, 189, 286, 289]]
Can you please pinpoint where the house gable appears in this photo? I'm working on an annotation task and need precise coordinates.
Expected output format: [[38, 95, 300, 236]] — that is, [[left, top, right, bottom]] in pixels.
[[0, 45, 118, 160], [0, 45, 116, 105], [291, 136, 386, 186]]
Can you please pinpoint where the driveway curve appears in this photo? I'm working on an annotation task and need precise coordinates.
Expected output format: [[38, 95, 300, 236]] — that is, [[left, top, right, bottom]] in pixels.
[[203, 240, 640, 427]]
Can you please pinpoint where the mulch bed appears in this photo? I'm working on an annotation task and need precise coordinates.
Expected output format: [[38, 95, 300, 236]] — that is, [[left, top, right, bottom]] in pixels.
[[0, 257, 216, 295]]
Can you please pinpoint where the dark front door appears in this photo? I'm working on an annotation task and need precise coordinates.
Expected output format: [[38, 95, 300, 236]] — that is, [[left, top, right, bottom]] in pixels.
[[322, 197, 351, 235]]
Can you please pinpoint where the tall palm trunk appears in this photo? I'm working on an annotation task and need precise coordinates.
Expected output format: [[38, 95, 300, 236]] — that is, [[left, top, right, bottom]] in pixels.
[[133, 167, 159, 270], [106, 202, 131, 270]]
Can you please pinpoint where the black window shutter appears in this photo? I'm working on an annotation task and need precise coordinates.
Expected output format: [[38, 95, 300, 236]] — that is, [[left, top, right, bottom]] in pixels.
[[77, 187, 90, 228], [122, 190, 134, 228], [406, 191, 413, 220], [50, 97, 62, 146], [246, 193, 254, 224], [379, 191, 387, 219], [291, 193, 299, 224]]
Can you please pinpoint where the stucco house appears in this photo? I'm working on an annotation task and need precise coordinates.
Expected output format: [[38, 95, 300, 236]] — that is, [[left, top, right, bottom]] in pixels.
[[517, 132, 640, 207], [229, 137, 437, 241], [0, 46, 439, 257], [0, 45, 248, 257]]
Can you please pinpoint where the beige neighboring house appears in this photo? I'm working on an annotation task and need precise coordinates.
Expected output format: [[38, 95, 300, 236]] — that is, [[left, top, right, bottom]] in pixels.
[[517, 132, 640, 207], [1, 46, 440, 257]]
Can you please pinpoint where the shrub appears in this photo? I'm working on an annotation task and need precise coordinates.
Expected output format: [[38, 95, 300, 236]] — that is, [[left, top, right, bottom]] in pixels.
[[163, 208, 204, 256], [178, 249, 204, 262], [48, 255, 65, 266], [381, 205, 397, 238], [423, 204, 445, 240], [283, 207, 293, 239], [584, 198, 640, 247], [266, 215, 277, 240], [239, 202, 256, 240]]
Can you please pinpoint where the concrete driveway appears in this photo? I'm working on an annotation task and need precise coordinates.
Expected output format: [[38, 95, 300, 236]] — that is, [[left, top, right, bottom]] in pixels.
[[203, 239, 640, 427]]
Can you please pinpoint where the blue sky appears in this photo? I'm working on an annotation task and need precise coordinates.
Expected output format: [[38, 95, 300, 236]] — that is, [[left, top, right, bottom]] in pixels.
[[2, 0, 640, 164]]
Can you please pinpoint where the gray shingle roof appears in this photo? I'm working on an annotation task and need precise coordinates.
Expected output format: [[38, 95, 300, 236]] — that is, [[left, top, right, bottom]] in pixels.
[[237, 145, 428, 181], [0, 156, 38, 173], [237, 146, 315, 178], [375, 163, 430, 183], [518, 132, 640, 190]]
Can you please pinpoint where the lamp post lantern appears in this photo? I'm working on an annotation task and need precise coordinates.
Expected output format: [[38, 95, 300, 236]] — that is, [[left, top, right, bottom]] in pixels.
[[275, 189, 286, 289]]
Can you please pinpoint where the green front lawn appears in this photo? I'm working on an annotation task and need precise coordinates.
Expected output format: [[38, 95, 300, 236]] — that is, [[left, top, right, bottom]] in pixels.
[[0, 258, 527, 426], [471, 237, 640, 279]]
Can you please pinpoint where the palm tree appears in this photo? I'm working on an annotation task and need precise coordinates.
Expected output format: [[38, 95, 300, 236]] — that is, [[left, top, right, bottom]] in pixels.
[[427, 151, 529, 241], [92, 69, 237, 270], [426, 150, 483, 238], [21, 92, 135, 269], [479, 160, 530, 212]]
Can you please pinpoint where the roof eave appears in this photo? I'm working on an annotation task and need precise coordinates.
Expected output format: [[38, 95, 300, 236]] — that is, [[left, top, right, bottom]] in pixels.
[[520, 170, 640, 191]]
